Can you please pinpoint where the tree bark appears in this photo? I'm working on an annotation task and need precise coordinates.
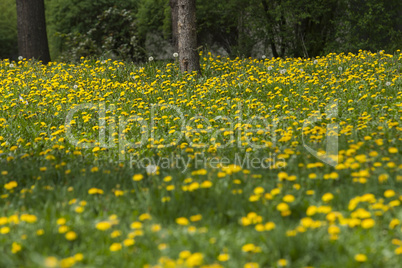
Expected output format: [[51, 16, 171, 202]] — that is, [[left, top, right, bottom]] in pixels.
[[16, 0, 51, 64], [170, 0, 179, 52], [178, 0, 200, 74]]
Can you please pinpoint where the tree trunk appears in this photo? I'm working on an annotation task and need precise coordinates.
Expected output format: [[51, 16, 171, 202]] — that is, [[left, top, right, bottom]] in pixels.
[[170, 0, 179, 52], [178, 0, 200, 74], [16, 0, 51, 64]]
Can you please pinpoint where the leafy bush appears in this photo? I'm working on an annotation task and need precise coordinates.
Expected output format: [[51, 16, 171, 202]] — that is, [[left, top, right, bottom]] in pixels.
[[0, 0, 17, 59], [57, 7, 145, 62]]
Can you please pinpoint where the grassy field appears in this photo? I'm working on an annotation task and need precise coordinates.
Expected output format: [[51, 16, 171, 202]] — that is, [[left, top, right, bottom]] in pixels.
[[0, 50, 401, 268]]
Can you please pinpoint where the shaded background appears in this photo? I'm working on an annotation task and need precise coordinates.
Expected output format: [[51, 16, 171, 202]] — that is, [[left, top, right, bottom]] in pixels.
[[1, 0, 401, 62]]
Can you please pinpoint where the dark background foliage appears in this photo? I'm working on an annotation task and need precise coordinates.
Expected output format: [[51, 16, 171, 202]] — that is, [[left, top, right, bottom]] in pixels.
[[1, 0, 401, 61]]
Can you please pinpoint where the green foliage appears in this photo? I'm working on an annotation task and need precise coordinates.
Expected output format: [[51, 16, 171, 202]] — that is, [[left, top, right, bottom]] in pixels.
[[195, 0, 401, 58], [0, 0, 17, 59], [196, 0, 248, 57], [136, 0, 171, 41], [327, 0, 402, 53], [1, 0, 400, 60], [57, 7, 146, 62], [46, 0, 140, 59]]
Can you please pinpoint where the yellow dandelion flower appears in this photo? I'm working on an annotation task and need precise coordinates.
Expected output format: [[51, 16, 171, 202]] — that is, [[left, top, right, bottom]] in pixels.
[[96, 221, 112, 231], [158, 243, 167, 250], [88, 188, 104, 194], [361, 218, 375, 229], [0, 226, 10, 234], [254, 187, 265, 195], [322, 193, 334, 202], [90, 167, 99, 172], [123, 238, 135, 247], [110, 230, 121, 238], [201, 180, 213, 188], [110, 243, 122, 252], [185, 252, 203, 267], [354, 254, 367, 262], [384, 190, 396, 198], [244, 262, 259, 268], [328, 225, 340, 235], [139, 213, 152, 221], [36, 229, 44, 236], [179, 250, 192, 259], [57, 218, 67, 225], [283, 194, 295, 203], [4, 181, 18, 190], [277, 172, 288, 180], [176, 217, 189, 226], [73, 253, 84, 261], [150, 224, 161, 232], [389, 219, 400, 229], [242, 243, 256, 252], [75, 206, 84, 213], [163, 176, 172, 182], [277, 259, 287, 266], [59, 257, 75, 268], [132, 174, 144, 181], [218, 253, 230, 262], [130, 221, 143, 229], [255, 224, 265, 232], [217, 172, 226, 178], [389, 147, 398, 153], [277, 203, 290, 212], [65, 231, 77, 241], [265, 222, 276, 231], [44, 256, 58, 268], [190, 214, 202, 222], [114, 190, 124, 196], [11, 242, 22, 254]]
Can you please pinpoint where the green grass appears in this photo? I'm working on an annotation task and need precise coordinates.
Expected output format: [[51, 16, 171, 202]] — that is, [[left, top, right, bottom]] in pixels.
[[0, 50, 401, 267]]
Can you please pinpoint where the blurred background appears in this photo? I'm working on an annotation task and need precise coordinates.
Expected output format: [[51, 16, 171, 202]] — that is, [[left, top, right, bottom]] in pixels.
[[1, 0, 401, 62]]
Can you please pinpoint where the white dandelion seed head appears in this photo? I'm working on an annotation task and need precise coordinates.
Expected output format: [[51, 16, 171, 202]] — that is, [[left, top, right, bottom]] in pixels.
[[73, 85, 78, 89], [262, 55, 266, 59], [385, 82, 391, 86], [146, 164, 157, 175], [338, 67, 343, 71], [280, 69, 286, 75], [173, 52, 178, 58], [148, 56, 154, 62], [267, 66, 273, 71], [9, 64, 14, 68], [18, 56, 23, 61], [313, 60, 318, 64]]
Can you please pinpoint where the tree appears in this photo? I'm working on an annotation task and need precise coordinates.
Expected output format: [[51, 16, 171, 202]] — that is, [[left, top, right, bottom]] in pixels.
[[16, 0, 51, 63], [177, 0, 200, 74]]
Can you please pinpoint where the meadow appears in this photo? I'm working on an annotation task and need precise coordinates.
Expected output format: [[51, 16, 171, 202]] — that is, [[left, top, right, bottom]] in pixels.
[[0, 50, 401, 267]]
